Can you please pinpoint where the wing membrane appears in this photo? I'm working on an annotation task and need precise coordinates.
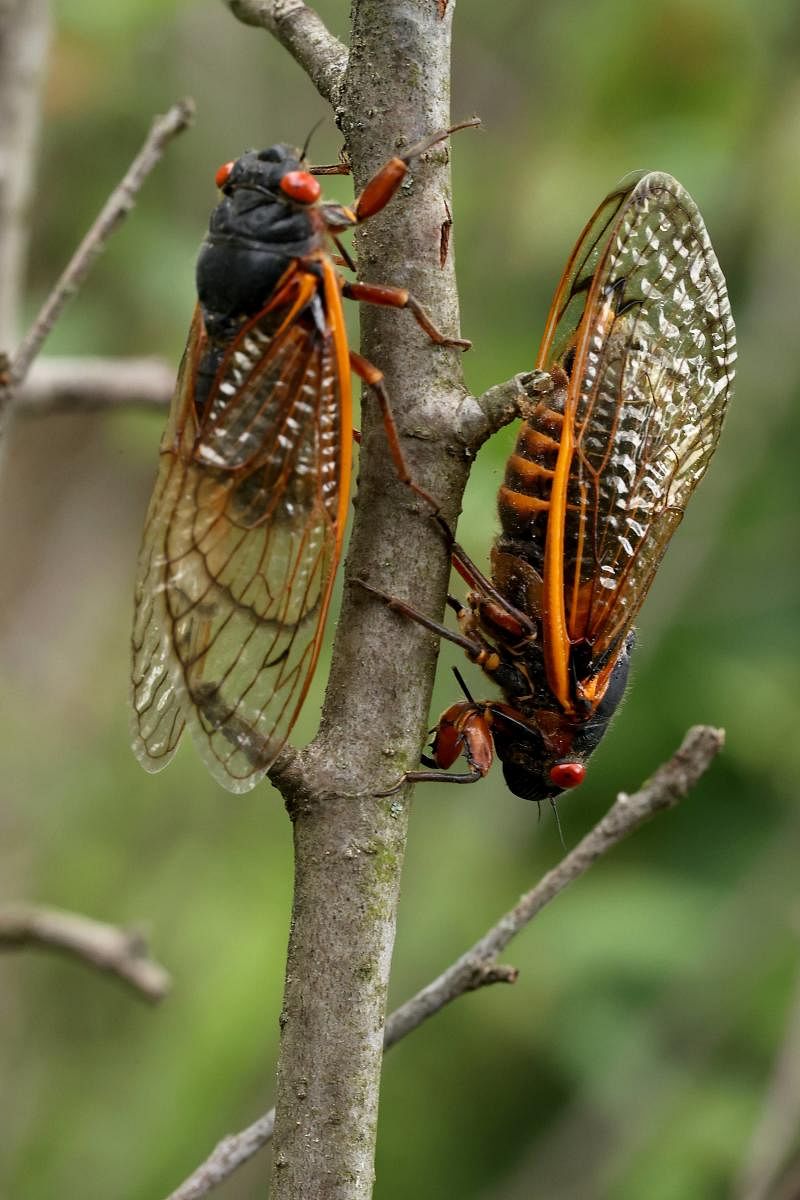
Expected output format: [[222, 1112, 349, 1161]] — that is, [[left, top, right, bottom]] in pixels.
[[537, 172, 735, 693], [131, 268, 351, 792]]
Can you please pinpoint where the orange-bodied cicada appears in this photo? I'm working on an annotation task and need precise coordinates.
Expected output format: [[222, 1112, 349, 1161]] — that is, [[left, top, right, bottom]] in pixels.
[[363, 171, 736, 803], [130, 124, 475, 792]]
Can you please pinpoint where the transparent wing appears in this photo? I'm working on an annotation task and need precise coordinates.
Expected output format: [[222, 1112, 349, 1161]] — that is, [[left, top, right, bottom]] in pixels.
[[535, 178, 637, 374], [536, 172, 736, 693], [131, 273, 351, 792], [130, 313, 204, 774]]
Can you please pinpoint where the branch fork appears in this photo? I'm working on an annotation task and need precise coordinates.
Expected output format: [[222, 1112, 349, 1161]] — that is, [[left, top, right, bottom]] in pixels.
[[162, 726, 724, 1200]]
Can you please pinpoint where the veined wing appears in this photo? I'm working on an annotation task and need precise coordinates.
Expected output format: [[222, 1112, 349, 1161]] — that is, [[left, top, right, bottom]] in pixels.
[[535, 178, 638, 376], [131, 261, 352, 791], [537, 172, 736, 707]]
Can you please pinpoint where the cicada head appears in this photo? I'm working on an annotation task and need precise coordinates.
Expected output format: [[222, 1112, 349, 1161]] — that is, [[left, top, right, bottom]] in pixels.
[[198, 145, 323, 337], [486, 706, 576, 802], [215, 145, 322, 206], [493, 724, 586, 803], [491, 628, 636, 802]]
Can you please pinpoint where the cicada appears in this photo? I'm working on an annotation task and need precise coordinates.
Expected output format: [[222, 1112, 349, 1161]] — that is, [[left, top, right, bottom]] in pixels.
[[130, 123, 474, 792], [363, 171, 736, 803]]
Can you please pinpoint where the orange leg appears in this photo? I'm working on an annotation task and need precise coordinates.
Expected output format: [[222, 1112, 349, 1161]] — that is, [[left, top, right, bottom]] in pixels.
[[450, 544, 537, 637], [349, 349, 445, 513], [356, 579, 482, 659], [342, 280, 470, 350], [350, 119, 479, 223]]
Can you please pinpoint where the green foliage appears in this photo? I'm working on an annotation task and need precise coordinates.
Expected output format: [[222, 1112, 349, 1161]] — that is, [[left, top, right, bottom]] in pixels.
[[2, 1, 799, 1196]]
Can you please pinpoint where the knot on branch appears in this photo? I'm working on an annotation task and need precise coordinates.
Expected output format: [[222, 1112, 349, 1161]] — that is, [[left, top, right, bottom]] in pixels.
[[457, 369, 553, 453]]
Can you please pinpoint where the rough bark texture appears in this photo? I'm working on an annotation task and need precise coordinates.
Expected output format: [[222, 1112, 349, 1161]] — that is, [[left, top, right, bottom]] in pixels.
[[268, 2, 471, 1197]]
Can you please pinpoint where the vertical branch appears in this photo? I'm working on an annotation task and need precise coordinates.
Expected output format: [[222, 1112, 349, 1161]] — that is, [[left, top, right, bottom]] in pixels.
[[268, 2, 472, 1198], [0, 0, 50, 346]]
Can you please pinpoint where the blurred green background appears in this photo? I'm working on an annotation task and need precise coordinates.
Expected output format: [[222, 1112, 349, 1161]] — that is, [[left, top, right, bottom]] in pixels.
[[1, 1, 799, 1197]]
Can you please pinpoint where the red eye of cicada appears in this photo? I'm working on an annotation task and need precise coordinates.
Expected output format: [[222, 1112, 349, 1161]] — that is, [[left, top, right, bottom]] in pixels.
[[215, 160, 234, 189], [549, 762, 586, 790], [279, 170, 321, 204]]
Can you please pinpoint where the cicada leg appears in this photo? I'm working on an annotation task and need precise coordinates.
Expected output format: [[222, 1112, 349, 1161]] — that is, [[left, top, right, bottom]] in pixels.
[[349, 351, 445, 514], [347, 119, 479, 223], [342, 280, 470, 351], [376, 698, 495, 795], [355, 578, 482, 658]]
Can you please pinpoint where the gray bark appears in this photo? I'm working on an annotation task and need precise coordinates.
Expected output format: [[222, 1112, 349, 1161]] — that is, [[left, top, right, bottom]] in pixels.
[[268, 2, 471, 1196]]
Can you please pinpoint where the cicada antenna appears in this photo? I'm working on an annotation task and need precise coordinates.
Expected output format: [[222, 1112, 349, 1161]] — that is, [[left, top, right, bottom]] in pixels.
[[550, 797, 566, 850], [301, 117, 326, 163], [452, 665, 475, 703]]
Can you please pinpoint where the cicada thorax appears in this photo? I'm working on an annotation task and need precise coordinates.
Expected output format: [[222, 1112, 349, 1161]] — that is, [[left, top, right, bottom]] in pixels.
[[192, 145, 325, 421], [197, 146, 321, 334]]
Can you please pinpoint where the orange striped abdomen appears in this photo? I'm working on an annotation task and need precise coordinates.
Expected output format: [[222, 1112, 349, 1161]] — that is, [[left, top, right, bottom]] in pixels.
[[497, 403, 565, 551]]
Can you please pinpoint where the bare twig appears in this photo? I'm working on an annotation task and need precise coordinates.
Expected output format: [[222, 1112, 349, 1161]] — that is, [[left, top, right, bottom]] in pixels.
[[224, 1, 348, 105], [165, 1111, 277, 1200], [384, 724, 724, 1045], [17, 356, 173, 416], [734, 948, 800, 1200], [6, 97, 194, 393], [0, 903, 171, 1002], [161, 726, 723, 1200], [456, 368, 552, 452]]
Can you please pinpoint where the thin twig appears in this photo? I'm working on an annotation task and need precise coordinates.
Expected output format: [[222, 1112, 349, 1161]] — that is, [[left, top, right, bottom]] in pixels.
[[166, 1111, 277, 1200], [161, 725, 723, 1200], [6, 97, 194, 391], [17, 356, 173, 416], [0, 903, 171, 1002], [385, 724, 724, 1045], [225, 1, 348, 106], [457, 369, 552, 453]]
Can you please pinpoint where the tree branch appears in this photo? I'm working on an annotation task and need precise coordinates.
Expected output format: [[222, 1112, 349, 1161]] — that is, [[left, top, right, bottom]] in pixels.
[[224, 1, 347, 106], [17, 356, 173, 416], [4, 97, 194, 398], [160, 725, 723, 1200], [165, 1111, 277, 1200], [258, 1, 478, 1194], [0, 903, 171, 1002], [385, 724, 724, 1043], [14, 360, 551, 442], [456, 368, 552, 452]]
